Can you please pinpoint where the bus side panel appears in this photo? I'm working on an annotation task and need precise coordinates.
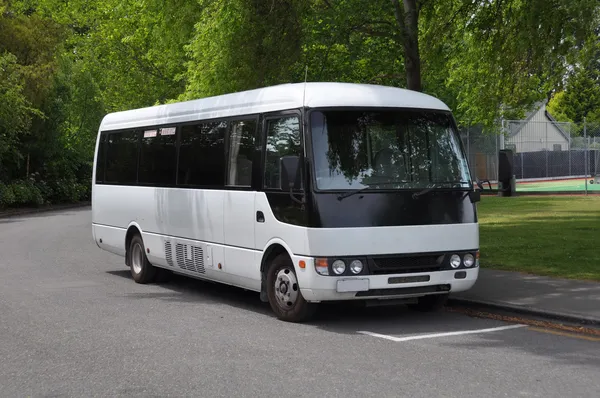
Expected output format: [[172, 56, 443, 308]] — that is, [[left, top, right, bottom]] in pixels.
[[223, 190, 260, 282], [157, 188, 226, 246], [92, 186, 227, 268], [93, 224, 127, 257]]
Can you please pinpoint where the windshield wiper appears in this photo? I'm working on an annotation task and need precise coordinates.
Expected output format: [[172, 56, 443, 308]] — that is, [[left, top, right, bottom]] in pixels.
[[337, 186, 372, 201], [412, 181, 472, 200], [412, 186, 435, 199], [337, 180, 409, 201]]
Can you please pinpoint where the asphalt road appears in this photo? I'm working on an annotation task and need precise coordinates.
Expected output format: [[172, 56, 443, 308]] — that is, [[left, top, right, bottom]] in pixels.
[[1, 208, 599, 398]]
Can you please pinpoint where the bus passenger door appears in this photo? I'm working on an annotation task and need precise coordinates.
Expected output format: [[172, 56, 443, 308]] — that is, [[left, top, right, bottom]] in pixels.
[[254, 112, 304, 253], [223, 118, 260, 286]]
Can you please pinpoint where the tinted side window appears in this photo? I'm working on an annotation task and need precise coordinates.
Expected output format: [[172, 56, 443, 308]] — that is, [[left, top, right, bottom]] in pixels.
[[227, 119, 256, 187], [178, 121, 226, 186], [105, 130, 139, 184], [95, 134, 106, 183], [138, 127, 177, 185], [264, 116, 302, 189]]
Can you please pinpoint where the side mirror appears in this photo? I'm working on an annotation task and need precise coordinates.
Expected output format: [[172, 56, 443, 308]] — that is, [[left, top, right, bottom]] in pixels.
[[280, 155, 301, 190], [468, 190, 481, 203]]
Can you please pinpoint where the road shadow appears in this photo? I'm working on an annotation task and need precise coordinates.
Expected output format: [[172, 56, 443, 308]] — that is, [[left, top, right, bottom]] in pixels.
[[106, 269, 431, 325], [105, 269, 600, 369], [107, 269, 273, 315], [0, 219, 20, 224]]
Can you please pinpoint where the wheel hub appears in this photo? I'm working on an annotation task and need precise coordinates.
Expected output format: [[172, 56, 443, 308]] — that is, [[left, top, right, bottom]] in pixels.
[[131, 243, 143, 275], [274, 268, 299, 310]]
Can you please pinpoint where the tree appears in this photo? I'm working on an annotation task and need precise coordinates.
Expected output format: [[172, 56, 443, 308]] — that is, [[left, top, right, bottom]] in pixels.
[[300, 0, 598, 129], [182, 0, 306, 99], [547, 26, 600, 131]]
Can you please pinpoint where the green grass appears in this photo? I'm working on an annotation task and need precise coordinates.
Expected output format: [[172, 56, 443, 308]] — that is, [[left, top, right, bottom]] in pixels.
[[477, 195, 600, 281]]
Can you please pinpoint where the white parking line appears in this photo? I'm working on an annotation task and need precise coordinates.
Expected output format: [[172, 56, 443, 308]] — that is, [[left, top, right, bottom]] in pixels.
[[357, 324, 526, 342]]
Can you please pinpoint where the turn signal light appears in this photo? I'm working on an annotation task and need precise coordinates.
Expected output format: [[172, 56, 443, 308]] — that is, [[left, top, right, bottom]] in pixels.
[[315, 258, 329, 276]]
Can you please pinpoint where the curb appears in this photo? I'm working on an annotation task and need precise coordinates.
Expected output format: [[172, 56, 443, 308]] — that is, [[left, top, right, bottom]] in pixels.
[[0, 202, 91, 219], [448, 297, 600, 327]]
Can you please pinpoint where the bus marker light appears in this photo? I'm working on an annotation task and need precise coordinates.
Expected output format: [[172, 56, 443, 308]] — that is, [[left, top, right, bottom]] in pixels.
[[299, 260, 306, 269]]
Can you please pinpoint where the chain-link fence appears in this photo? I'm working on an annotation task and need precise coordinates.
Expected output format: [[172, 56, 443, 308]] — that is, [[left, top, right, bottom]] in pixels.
[[459, 125, 502, 183], [585, 121, 600, 189], [460, 118, 600, 194]]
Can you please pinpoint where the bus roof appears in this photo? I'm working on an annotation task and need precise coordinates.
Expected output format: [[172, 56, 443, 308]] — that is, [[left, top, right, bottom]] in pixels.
[[99, 82, 451, 132]]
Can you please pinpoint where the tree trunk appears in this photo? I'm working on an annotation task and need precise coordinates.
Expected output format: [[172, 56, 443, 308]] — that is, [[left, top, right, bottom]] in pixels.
[[391, 0, 422, 92]]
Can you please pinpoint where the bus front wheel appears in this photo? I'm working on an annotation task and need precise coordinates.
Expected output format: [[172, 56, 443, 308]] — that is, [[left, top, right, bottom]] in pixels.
[[129, 234, 157, 284], [266, 253, 316, 322]]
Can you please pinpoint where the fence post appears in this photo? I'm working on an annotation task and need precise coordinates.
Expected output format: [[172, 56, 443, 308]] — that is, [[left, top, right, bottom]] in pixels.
[[545, 121, 549, 178], [520, 121, 524, 179], [568, 123, 572, 177], [584, 117, 588, 195]]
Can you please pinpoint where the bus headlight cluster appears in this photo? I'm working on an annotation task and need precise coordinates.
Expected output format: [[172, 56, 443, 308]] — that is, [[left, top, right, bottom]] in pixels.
[[315, 258, 365, 276], [449, 252, 478, 269]]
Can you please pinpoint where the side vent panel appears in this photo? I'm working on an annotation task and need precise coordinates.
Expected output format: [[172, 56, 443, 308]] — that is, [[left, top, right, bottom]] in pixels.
[[167, 241, 206, 274], [165, 241, 174, 267]]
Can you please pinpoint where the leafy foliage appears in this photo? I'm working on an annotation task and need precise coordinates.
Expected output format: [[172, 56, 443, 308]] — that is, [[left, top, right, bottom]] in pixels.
[[0, 0, 599, 208]]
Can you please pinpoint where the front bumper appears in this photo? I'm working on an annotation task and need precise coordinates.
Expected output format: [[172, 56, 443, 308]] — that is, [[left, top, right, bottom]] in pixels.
[[292, 255, 479, 302]]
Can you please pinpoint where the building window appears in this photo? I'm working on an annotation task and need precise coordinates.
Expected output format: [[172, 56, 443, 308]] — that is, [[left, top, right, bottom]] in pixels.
[[553, 144, 562, 151]]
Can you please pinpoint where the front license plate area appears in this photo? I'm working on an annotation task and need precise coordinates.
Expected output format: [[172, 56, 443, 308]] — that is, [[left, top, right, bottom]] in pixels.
[[336, 278, 369, 293]]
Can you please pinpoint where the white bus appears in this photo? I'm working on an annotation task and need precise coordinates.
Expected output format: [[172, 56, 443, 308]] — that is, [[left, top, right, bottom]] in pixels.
[[92, 82, 481, 322]]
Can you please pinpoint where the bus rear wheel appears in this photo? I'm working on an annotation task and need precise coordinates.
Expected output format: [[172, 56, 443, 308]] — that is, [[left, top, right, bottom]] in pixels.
[[266, 253, 316, 322], [129, 234, 157, 284]]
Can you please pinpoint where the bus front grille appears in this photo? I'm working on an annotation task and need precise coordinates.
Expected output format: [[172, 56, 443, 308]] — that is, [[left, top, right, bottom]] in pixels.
[[368, 254, 444, 275]]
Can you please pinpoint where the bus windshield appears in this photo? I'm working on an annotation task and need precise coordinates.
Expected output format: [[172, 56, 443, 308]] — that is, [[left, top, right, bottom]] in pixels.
[[310, 109, 472, 191]]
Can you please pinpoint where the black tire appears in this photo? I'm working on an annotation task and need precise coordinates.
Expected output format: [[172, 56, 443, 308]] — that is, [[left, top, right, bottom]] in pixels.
[[129, 234, 157, 284], [266, 253, 317, 322], [408, 294, 449, 312]]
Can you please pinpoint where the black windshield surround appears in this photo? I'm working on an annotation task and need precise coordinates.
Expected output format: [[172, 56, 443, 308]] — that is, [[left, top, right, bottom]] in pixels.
[[302, 107, 476, 228]]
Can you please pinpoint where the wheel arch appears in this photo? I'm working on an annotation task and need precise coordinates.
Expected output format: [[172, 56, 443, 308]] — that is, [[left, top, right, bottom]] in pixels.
[[259, 239, 295, 302], [124, 222, 143, 266]]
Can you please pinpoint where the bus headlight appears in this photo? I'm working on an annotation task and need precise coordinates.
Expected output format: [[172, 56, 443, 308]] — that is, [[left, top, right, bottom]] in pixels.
[[450, 254, 461, 269], [463, 253, 475, 267], [332, 260, 346, 275], [350, 260, 363, 274]]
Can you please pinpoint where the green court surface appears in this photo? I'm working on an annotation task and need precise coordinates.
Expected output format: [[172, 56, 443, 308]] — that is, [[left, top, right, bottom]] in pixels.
[[488, 178, 600, 192], [516, 178, 600, 192]]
